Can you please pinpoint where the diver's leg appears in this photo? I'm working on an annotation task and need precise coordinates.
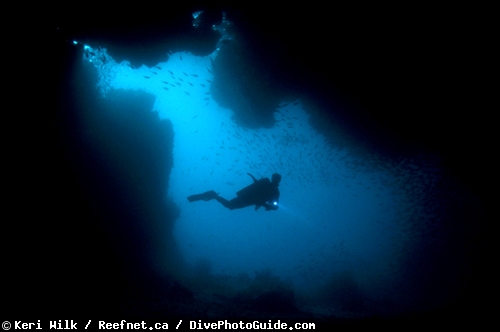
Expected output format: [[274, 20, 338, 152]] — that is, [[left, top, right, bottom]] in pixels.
[[214, 196, 251, 210], [214, 196, 231, 208]]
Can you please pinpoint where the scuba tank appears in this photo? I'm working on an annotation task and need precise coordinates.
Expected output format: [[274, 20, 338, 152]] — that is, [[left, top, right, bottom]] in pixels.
[[236, 177, 271, 198]]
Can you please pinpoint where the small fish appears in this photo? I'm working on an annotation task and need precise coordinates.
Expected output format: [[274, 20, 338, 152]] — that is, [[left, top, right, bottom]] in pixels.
[[143, 76, 150, 79], [162, 87, 169, 90], [183, 72, 188, 76], [191, 74, 198, 77], [161, 81, 168, 84], [155, 65, 162, 69], [200, 84, 206, 87], [168, 70, 174, 75], [188, 82, 193, 86]]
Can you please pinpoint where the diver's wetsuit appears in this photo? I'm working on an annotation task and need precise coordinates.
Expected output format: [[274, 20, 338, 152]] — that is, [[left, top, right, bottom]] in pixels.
[[187, 173, 281, 211]]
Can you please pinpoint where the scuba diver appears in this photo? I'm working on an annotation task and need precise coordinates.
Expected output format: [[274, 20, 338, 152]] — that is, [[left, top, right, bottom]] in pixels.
[[187, 173, 281, 211]]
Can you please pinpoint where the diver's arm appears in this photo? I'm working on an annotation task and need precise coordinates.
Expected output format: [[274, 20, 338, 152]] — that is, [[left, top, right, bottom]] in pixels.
[[247, 173, 258, 183]]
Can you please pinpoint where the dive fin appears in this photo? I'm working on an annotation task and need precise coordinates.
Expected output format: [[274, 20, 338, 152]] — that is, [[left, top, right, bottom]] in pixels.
[[187, 190, 218, 202]]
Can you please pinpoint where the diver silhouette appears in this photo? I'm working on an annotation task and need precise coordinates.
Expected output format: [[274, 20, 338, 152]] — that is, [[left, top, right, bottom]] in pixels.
[[187, 173, 281, 211]]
